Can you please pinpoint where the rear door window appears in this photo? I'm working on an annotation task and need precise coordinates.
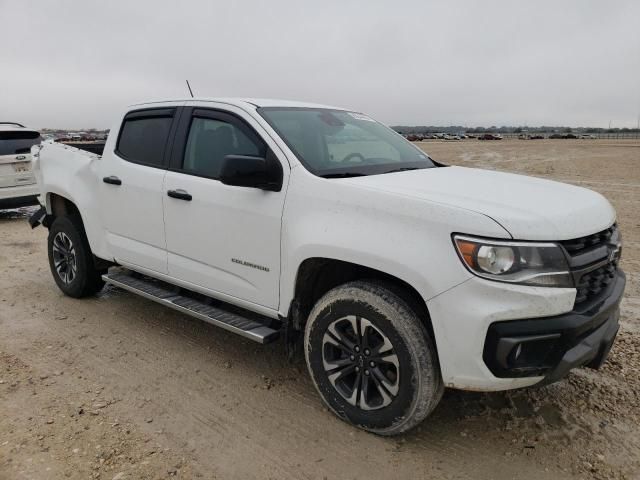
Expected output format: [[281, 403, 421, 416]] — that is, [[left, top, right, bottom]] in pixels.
[[116, 109, 174, 167], [0, 131, 41, 156]]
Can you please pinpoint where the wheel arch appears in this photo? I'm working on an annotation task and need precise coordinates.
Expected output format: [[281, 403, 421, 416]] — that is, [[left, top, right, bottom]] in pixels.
[[45, 192, 112, 270], [286, 257, 438, 357], [47, 191, 81, 218]]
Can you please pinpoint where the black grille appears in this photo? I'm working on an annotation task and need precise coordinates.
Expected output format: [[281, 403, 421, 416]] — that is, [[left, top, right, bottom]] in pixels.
[[575, 260, 618, 304], [560, 223, 617, 255], [559, 224, 620, 306]]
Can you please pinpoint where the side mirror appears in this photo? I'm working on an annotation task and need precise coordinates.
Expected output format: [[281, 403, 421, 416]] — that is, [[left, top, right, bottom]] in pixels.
[[219, 151, 282, 191]]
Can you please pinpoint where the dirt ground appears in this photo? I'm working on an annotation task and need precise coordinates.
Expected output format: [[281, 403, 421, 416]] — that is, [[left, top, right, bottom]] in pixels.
[[0, 139, 638, 480]]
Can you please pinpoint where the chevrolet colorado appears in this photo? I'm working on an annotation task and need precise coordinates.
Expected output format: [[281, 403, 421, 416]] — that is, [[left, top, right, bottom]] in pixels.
[[30, 98, 625, 435]]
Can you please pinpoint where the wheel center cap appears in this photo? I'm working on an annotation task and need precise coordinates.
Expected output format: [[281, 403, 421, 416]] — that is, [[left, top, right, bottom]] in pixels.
[[358, 355, 364, 367]]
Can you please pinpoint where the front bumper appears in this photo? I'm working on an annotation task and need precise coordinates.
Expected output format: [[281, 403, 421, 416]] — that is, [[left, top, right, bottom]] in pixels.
[[426, 270, 625, 391], [483, 271, 625, 384]]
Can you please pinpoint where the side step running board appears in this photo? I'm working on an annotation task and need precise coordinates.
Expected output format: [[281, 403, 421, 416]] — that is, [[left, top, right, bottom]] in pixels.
[[102, 271, 279, 344]]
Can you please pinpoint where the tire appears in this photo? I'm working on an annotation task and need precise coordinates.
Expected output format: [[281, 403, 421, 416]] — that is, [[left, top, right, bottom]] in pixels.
[[47, 215, 105, 298], [304, 281, 443, 435]]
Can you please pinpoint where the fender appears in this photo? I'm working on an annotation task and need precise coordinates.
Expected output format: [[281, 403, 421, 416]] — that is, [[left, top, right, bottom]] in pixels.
[[278, 167, 510, 314]]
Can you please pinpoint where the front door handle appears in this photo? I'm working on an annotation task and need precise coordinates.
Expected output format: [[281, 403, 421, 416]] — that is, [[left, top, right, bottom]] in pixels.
[[103, 176, 122, 186], [167, 189, 192, 201]]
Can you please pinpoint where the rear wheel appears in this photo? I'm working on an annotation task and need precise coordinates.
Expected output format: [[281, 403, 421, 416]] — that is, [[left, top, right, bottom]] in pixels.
[[304, 281, 443, 435], [47, 215, 105, 297]]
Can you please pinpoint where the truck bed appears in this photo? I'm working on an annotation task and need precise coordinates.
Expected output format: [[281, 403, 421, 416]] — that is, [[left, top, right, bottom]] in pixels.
[[55, 141, 106, 156]]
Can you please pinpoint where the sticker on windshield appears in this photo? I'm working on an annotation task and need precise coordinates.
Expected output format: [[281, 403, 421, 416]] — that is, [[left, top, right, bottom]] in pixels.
[[348, 112, 375, 122]]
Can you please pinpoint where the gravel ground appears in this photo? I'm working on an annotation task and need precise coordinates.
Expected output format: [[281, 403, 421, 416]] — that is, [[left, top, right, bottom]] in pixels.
[[0, 139, 638, 479]]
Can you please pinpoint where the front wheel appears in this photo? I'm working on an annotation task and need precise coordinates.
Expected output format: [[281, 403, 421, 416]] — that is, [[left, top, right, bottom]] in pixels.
[[47, 215, 105, 298], [304, 281, 443, 435]]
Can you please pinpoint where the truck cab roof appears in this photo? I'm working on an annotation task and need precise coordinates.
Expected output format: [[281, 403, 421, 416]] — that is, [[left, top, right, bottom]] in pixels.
[[129, 97, 349, 111]]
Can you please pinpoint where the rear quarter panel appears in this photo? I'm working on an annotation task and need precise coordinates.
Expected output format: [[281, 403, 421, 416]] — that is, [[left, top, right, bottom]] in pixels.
[[36, 142, 110, 259]]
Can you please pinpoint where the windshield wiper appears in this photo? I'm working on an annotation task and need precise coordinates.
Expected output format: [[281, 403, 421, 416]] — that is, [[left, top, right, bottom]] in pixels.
[[319, 172, 368, 178], [384, 167, 422, 174]]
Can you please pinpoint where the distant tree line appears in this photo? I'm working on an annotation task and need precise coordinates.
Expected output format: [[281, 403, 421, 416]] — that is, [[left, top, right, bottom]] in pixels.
[[392, 125, 640, 134]]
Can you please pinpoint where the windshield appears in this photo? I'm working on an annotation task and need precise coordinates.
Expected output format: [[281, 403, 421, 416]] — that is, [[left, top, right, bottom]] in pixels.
[[258, 107, 436, 177], [0, 131, 41, 156]]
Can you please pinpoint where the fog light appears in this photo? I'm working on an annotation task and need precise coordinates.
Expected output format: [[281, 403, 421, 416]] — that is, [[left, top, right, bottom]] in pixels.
[[512, 343, 522, 361], [493, 333, 561, 374]]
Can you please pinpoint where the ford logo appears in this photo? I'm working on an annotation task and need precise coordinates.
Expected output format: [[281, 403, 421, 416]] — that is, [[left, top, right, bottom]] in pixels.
[[16, 155, 26, 160]]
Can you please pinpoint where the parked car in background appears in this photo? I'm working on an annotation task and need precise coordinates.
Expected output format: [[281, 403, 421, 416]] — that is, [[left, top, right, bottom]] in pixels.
[[478, 133, 502, 140], [518, 134, 545, 140], [0, 122, 41, 209], [580, 134, 597, 139]]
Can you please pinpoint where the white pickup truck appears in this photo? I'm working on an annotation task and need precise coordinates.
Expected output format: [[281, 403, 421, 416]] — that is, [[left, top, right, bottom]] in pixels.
[[31, 98, 625, 435]]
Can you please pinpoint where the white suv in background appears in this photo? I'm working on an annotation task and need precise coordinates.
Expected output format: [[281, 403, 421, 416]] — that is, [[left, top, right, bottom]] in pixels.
[[0, 122, 41, 209]]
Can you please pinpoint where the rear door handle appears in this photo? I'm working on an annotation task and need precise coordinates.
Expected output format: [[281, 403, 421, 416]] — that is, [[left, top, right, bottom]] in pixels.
[[167, 189, 192, 201], [103, 176, 122, 186]]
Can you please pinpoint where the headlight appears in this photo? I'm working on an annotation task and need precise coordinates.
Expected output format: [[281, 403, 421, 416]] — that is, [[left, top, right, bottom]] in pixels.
[[453, 234, 573, 287]]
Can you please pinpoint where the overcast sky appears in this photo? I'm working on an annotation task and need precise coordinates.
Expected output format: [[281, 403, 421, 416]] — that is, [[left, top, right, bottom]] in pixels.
[[1, 0, 639, 129]]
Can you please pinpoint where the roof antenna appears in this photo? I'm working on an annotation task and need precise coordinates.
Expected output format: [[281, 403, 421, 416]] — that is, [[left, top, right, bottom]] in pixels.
[[185, 80, 194, 98]]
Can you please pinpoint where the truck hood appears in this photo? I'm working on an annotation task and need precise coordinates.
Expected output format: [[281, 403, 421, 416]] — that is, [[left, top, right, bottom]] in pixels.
[[344, 166, 615, 240]]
